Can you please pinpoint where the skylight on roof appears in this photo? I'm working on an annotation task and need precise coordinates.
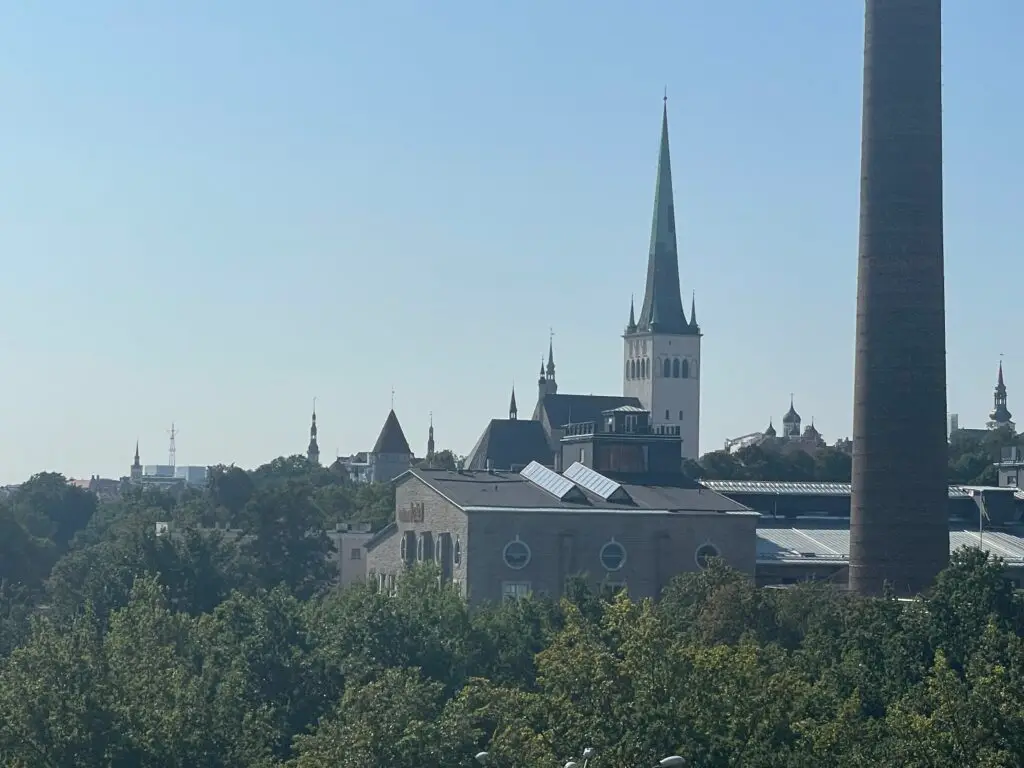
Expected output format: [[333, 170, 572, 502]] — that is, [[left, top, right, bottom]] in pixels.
[[520, 461, 584, 501], [563, 462, 632, 503]]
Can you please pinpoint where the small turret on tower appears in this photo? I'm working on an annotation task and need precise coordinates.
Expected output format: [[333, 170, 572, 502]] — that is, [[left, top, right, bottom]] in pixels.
[[427, 412, 436, 460], [509, 387, 518, 420]]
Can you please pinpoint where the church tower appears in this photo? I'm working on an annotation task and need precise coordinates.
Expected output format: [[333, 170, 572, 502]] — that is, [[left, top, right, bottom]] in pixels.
[[623, 98, 702, 459], [307, 401, 320, 465], [988, 361, 1014, 431], [131, 441, 142, 480]]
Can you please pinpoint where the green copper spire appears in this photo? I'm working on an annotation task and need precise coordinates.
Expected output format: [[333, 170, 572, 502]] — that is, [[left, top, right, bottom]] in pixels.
[[636, 98, 691, 335]]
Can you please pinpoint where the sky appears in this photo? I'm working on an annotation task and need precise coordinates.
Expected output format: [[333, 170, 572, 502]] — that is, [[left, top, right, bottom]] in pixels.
[[1, 1, 1022, 483]]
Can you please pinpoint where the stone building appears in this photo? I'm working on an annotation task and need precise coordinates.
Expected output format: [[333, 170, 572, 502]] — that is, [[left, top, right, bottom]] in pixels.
[[365, 407, 756, 603]]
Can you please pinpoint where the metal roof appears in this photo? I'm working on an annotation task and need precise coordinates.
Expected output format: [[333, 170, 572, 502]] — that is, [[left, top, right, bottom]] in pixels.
[[757, 526, 1024, 564], [519, 461, 584, 502], [703, 479, 1003, 500], [563, 462, 631, 502]]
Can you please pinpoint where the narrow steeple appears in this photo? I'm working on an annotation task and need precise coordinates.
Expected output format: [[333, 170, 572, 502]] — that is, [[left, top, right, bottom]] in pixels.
[[509, 387, 518, 420], [307, 399, 320, 465], [131, 440, 142, 480], [427, 412, 435, 460], [636, 97, 690, 335], [690, 292, 699, 332], [546, 331, 556, 379], [989, 359, 1013, 428], [133, 441, 140, 468], [626, 295, 637, 333]]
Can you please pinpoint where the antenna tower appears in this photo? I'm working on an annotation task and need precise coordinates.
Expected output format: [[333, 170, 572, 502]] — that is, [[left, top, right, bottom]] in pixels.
[[168, 422, 178, 469]]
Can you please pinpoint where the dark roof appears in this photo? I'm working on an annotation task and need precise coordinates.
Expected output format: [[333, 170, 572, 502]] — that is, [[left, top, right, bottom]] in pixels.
[[701, 479, 998, 500], [464, 419, 553, 471], [406, 466, 754, 516], [372, 410, 412, 455], [534, 393, 642, 430]]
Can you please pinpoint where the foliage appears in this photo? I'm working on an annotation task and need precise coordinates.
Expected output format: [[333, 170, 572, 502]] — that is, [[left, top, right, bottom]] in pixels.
[[693, 427, 1019, 484], [4, 455, 1024, 765]]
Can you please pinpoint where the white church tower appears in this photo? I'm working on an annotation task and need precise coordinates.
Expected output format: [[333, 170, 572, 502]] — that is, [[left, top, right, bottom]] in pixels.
[[623, 98, 702, 459]]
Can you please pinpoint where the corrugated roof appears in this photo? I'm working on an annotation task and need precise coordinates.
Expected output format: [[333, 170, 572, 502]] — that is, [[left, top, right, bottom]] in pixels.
[[757, 526, 1024, 564]]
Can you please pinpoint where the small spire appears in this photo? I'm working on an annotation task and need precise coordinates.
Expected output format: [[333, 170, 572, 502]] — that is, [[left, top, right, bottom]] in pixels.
[[998, 358, 1006, 389], [546, 329, 556, 378], [509, 386, 518, 420], [539, 358, 546, 380], [689, 291, 698, 330], [427, 411, 435, 460], [627, 295, 637, 332], [133, 440, 140, 467]]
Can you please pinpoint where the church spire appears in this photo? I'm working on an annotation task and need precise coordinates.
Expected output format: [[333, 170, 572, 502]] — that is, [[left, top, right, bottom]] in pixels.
[[509, 387, 518, 420], [989, 360, 1013, 428], [546, 332, 556, 379], [636, 97, 690, 335], [626, 294, 637, 333], [307, 399, 320, 465], [133, 440, 140, 468], [427, 412, 435, 460], [690, 292, 699, 331]]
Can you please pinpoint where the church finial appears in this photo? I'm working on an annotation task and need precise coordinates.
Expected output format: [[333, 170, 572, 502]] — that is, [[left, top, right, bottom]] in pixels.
[[509, 386, 518, 420], [626, 294, 637, 333], [133, 440, 140, 466], [690, 291, 698, 330]]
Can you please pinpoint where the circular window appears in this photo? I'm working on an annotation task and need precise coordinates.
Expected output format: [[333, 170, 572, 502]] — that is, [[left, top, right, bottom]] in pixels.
[[599, 539, 627, 572], [503, 537, 531, 570], [695, 542, 720, 569]]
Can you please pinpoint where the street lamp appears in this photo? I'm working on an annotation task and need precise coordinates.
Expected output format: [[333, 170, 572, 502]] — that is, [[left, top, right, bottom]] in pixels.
[[658, 757, 685, 767], [474, 752, 490, 764]]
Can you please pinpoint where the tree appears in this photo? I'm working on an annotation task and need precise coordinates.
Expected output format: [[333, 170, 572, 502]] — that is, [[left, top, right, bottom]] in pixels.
[[10, 472, 97, 552], [238, 481, 335, 598]]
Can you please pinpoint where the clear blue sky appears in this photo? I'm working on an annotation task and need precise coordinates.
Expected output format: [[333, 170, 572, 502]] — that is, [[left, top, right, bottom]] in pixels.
[[1, 1, 1021, 483]]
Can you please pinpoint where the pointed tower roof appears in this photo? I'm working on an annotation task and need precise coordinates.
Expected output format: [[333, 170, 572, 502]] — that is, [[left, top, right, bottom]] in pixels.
[[509, 387, 518, 420], [308, 403, 320, 454], [546, 336, 556, 378], [998, 360, 1007, 393], [764, 420, 777, 438], [133, 441, 141, 467], [636, 98, 690, 335], [689, 292, 699, 332], [372, 409, 412, 455], [626, 295, 637, 333]]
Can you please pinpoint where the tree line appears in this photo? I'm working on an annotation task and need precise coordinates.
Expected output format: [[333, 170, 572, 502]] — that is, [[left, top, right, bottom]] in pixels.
[[2, 448, 1023, 765], [688, 426, 1019, 485]]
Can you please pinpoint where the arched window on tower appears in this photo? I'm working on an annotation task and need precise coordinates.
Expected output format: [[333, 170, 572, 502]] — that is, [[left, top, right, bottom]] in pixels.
[[643, 358, 649, 378], [672, 358, 680, 378], [681, 359, 690, 379], [625, 360, 630, 380], [663, 358, 672, 378]]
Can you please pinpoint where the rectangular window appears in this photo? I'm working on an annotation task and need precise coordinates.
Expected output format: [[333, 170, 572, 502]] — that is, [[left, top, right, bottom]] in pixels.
[[350, 548, 361, 560], [679, 410, 684, 420], [502, 581, 531, 601], [665, 409, 670, 419]]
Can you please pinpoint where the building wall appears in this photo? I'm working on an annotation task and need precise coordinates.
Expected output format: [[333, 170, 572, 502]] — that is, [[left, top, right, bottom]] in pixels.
[[371, 453, 413, 484], [623, 331, 701, 459], [466, 508, 755, 604], [365, 476, 470, 593], [327, 531, 372, 586]]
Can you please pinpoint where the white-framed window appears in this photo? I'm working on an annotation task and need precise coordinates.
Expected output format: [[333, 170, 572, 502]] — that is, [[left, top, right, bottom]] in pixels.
[[502, 581, 531, 601], [695, 542, 720, 569], [454, 535, 462, 565], [599, 538, 627, 572], [503, 536, 531, 570]]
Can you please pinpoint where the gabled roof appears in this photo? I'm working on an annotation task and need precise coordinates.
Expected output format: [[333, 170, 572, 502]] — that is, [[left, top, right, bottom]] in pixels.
[[372, 409, 412, 455], [464, 418, 552, 471], [533, 393, 642, 431]]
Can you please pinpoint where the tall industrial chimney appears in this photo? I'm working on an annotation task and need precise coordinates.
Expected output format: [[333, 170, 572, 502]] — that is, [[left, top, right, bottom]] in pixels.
[[849, 0, 949, 595]]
